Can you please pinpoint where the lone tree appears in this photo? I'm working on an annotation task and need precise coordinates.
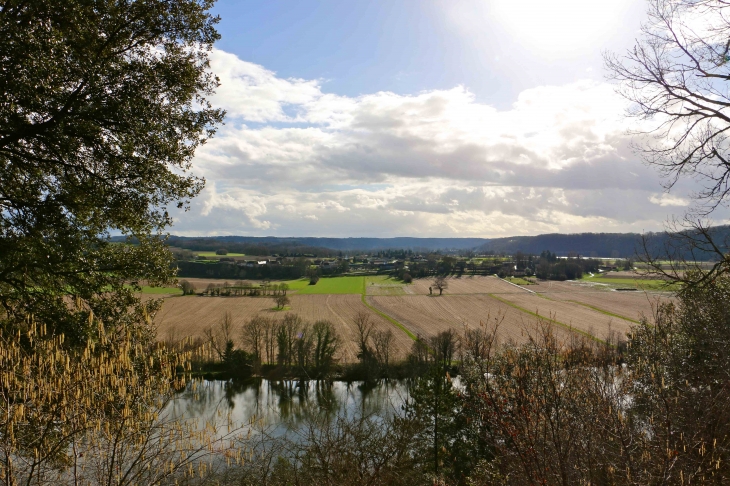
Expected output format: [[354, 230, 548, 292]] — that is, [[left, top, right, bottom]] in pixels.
[[0, 0, 223, 341], [307, 267, 320, 285], [180, 280, 196, 295], [433, 276, 448, 295], [274, 294, 290, 309]]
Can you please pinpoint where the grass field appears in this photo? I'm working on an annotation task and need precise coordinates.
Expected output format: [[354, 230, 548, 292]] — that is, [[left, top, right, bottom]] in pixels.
[[286, 276, 365, 294], [505, 276, 536, 286], [365, 275, 408, 295], [141, 286, 183, 295], [125, 285, 183, 295], [194, 251, 246, 257]]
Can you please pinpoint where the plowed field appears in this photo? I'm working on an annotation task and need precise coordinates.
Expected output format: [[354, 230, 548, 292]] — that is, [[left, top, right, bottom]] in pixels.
[[407, 276, 532, 295], [154, 295, 411, 363], [547, 291, 671, 323], [367, 295, 575, 346], [497, 293, 635, 340]]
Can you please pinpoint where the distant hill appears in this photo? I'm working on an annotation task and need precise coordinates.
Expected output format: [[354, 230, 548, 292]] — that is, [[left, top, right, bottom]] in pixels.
[[478, 226, 730, 259], [478, 232, 644, 258], [166, 236, 488, 253], [113, 226, 730, 258]]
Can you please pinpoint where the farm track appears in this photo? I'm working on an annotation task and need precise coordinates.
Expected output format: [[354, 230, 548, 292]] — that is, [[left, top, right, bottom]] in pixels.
[[154, 294, 412, 363]]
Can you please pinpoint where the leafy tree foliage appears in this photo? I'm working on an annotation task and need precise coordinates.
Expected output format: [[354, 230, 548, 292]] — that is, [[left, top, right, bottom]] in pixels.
[[0, 0, 223, 342]]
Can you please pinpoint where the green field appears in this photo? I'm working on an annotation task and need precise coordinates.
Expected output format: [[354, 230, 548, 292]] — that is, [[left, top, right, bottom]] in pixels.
[[286, 276, 366, 294], [195, 251, 246, 257], [505, 276, 535, 286], [133, 286, 183, 295]]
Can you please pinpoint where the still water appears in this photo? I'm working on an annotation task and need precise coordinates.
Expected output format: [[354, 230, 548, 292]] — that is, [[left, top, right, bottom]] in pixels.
[[166, 379, 411, 439]]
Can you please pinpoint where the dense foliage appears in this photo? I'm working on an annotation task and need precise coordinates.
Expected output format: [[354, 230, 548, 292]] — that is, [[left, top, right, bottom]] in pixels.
[[0, 0, 222, 341]]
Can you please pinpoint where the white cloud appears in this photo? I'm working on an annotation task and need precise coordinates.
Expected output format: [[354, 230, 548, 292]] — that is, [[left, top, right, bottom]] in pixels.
[[649, 193, 690, 207], [168, 51, 728, 237]]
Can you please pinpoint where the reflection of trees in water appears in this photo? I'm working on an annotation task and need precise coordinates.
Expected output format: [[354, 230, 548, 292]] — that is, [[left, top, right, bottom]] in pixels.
[[357, 379, 409, 419], [169, 380, 230, 420], [266, 380, 339, 425], [169, 378, 411, 438], [224, 378, 261, 409]]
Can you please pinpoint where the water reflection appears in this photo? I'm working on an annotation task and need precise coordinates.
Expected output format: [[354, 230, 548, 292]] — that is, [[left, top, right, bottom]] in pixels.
[[166, 378, 410, 440]]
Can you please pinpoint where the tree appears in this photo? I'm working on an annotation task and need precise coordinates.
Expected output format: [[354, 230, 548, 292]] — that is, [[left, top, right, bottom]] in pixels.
[[216, 248, 229, 255], [277, 313, 303, 367], [0, 0, 223, 343], [372, 329, 394, 372], [203, 312, 234, 362], [241, 315, 272, 371], [606, 0, 730, 214], [274, 294, 290, 309], [307, 267, 320, 285], [407, 365, 463, 479], [312, 320, 339, 373], [625, 273, 730, 481], [433, 276, 448, 295], [354, 311, 374, 363], [179, 279, 196, 295]]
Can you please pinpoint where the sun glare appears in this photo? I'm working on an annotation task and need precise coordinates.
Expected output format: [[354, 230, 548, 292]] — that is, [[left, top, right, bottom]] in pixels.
[[448, 0, 638, 58]]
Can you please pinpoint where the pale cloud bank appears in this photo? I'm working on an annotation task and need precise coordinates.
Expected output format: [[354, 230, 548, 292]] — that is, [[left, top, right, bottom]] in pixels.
[[170, 49, 723, 237]]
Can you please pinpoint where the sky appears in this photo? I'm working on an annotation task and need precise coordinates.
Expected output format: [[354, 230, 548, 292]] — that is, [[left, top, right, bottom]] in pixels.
[[169, 0, 730, 238]]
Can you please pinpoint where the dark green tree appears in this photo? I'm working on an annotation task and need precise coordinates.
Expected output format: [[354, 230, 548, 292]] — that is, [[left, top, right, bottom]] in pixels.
[[407, 365, 468, 482], [0, 0, 223, 344]]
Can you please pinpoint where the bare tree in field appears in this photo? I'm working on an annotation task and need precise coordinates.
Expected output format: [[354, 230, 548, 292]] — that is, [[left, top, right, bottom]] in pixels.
[[202, 311, 234, 361], [433, 276, 448, 295], [274, 294, 290, 309]]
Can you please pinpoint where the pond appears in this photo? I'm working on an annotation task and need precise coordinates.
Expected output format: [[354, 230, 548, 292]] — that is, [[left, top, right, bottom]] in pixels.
[[165, 378, 412, 440]]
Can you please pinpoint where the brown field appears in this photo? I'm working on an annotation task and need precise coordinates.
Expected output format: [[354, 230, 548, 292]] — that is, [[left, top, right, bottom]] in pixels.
[[154, 294, 412, 363], [547, 290, 671, 322], [153, 275, 672, 360], [406, 276, 532, 295], [367, 295, 575, 346], [498, 293, 634, 340]]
